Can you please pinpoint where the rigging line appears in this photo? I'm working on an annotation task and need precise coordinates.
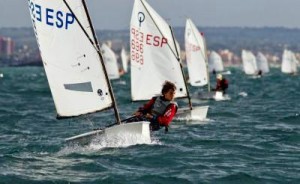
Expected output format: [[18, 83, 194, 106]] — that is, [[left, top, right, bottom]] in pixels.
[[139, 0, 190, 103], [62, 0, 99, 53], [58, 0, 119, 122], [85, 116, 95, 128], [169, 25, 193, 109], [81, 0, 121, 125], [140, 0, 180, 61]]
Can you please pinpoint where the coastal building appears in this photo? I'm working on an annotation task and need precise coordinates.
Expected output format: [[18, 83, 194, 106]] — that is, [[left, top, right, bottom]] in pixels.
[[0, 36, 15, 56]]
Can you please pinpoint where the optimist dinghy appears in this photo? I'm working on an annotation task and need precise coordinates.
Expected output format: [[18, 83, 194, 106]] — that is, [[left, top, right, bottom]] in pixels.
[[130, 0, 208, 120], [28, 0, 150, 145]]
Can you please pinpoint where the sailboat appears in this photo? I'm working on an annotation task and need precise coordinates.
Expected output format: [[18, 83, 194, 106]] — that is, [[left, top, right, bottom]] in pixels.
[[101, 43, 120, 80], [28, 0, 150, 145], [281, 49, 298, 74], [241, 50, 259, 76], [185, 19, 209, 88], [185, 19, 227, 101], [120, 47, 128, 73], [256, 52, 269, 74], [209, 51, 224, 73], [130, 0, 208, 120]]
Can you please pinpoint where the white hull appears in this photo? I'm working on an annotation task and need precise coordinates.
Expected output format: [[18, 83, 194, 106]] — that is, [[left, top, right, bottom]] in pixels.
[[213, 91, 230, 101], [195, 91, 230, 101], [65, 121, 151, 145], [176, 105, 209, 120]]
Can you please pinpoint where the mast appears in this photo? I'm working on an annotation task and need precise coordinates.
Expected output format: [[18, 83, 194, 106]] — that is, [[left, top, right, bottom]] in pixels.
[[202, 36, 211, 92], [140, 0, 191, 108], [140, 0, 179, 62], [81, 0, 121, 124], [63, 0, 121, 124], [169, 26, 193, 109]]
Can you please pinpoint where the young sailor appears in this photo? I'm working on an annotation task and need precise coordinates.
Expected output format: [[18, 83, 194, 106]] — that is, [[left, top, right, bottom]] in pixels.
[[129, 81, 178, 131], [213, 74, 229, 94]]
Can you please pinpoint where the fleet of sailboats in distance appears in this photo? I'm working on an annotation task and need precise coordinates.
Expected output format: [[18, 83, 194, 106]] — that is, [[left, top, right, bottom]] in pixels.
[[26, 0, 299, 146]]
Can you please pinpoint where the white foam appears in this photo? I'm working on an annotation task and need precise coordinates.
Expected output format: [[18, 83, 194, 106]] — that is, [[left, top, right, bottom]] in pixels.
[[58, 133, 159, 156], [89, 132, 152, 149], [238, 91, 248, 97]]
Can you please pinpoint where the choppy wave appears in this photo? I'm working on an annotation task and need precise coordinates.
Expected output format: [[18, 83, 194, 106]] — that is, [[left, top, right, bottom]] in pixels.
[[0, 67, 300, 183]]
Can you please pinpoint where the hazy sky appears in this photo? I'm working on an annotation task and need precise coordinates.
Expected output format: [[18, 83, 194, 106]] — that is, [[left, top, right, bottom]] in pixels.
[[1, 0, 299, 29]]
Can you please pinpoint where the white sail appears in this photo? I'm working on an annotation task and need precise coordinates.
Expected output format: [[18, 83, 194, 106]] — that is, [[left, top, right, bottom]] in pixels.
[[101, 43, 120, 80], [242, 50, 258, 75], [28, 0, 113, 117], [209, 51, 224, 72], [185, 19, 208, 87], [130, 0, 187, 101], [281, 50, 298, 74], [175, 40, 181, 61], [121, 47, 128, 73], [256, 52, 269, 73], [291, 52, 299, 73]]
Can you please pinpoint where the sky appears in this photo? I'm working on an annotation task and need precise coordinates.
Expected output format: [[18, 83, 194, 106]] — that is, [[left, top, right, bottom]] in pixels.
[[0, 0, 300, 30]]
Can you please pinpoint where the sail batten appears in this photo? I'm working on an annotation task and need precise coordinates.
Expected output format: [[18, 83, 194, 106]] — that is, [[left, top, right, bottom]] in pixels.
[[28, 0, 114, 118], [139, 0, 179, 61], [130, 0, 187, 101]]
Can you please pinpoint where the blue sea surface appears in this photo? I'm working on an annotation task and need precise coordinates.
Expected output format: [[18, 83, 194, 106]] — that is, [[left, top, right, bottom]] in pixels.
[[0, 67, 299, 183]]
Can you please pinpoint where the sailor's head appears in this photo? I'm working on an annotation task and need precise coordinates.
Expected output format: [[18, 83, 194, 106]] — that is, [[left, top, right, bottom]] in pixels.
[[217, 74, 223, 80], [162, 81, 176, 101]]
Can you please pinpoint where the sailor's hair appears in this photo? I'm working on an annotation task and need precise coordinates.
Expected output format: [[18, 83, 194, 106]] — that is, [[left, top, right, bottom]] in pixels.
[[217, 74, 223, 80], [161, 81, 176, 94]]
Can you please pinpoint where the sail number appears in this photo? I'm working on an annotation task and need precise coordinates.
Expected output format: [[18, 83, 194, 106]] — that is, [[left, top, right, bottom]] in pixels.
[[131, 28, 144, 65], [131, 28, 168, 65], [186, 43, 201, 52], [29, 2, 75, 30]]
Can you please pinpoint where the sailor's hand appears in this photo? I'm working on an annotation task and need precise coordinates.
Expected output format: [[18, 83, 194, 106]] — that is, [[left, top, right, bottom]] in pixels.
[[145, 113, 153, 119], [133, 111, 142, 116]]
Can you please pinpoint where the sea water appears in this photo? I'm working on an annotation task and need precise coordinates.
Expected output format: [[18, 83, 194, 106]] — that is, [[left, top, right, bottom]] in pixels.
[[0, 67, 299, 183]]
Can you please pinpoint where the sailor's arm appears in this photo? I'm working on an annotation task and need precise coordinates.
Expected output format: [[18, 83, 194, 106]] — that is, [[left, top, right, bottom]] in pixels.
[[134, 97, 156, 115]]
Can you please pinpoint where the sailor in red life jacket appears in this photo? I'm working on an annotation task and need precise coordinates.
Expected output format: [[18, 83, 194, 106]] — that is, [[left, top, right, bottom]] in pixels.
[[132, 81, 178, 131], [214, 74, 229, 94]]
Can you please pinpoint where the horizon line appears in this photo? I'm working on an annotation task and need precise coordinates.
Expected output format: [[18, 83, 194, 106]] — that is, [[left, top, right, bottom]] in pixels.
[[1, 26, 300, 31]]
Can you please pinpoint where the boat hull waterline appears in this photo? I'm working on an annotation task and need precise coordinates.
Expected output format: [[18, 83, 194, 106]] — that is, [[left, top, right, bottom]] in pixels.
[[65, 121, 151, 145], [176, 105, 209, 121]]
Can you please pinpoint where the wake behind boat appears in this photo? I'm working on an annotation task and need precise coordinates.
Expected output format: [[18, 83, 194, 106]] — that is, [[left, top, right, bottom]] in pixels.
[[28, 0, 150, 146]]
